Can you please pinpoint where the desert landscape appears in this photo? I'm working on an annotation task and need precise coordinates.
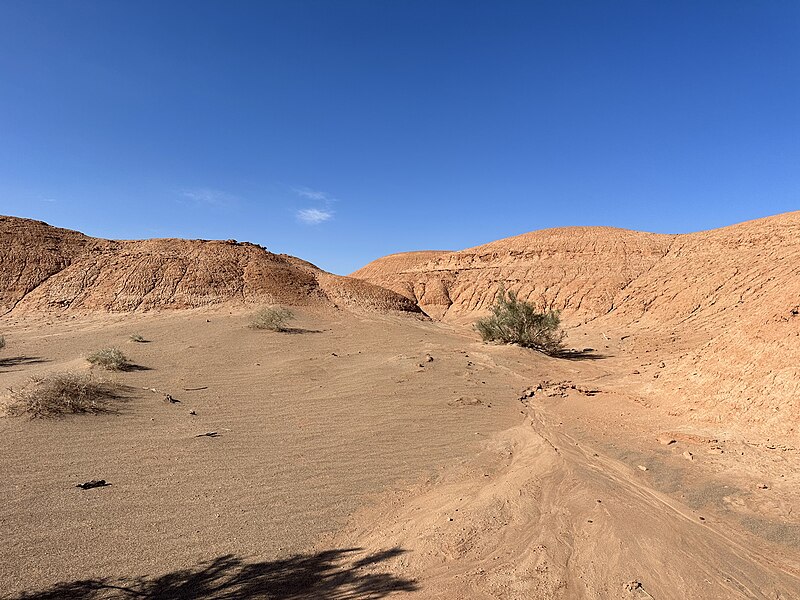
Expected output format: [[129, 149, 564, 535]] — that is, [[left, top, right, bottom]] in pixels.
[[1, 212, 798, 599], [3, 2, 798, 597]]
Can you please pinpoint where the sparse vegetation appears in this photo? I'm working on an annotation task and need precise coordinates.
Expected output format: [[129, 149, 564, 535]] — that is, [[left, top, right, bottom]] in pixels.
[[87, 347, 129, 370], [8, 372, 119, 418], [129, 334, 146, 343], [475, 288, 565, 355], [0, 335, 5, 350], [250, 306, 295, 332]]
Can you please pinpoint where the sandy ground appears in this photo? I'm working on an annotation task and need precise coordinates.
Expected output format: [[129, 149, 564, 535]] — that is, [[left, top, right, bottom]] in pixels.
[[334, 327, 800, 599], [1, 308, 798, 598]]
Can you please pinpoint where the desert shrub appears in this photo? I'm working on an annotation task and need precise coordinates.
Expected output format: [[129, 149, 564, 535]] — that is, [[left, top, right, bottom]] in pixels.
[[129, 334, 146, 343], [87, 347, 129, 370], [0, 335, 5, 350], [476, 288, 565, 355], [250, 306, 295, 332], [8, 372, 119, 418]]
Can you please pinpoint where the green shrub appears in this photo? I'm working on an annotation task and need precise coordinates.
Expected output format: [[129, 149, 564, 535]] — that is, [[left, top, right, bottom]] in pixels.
[[250, 306, 295, 332], [8, 372, 119, 418], [476, 288, 565, 355], [87, 347, 129, 370]]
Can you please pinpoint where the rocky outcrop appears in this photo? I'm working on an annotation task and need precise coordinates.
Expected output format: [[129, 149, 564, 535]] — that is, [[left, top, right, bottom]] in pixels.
[[0, 216, 419, 315]]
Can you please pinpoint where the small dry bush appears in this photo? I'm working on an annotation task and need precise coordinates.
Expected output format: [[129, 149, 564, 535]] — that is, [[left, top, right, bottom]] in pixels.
[[476, 288, 565, 355], [8, 372, 119, 418], [87, 347, 129, 370], [129, 334, 146, 343], [250, 306, 295, 332], [0, 335, 5, 350]]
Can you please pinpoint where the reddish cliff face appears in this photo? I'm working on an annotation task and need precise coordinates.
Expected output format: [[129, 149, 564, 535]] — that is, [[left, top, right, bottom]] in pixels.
[[0, 216, 420, 315], [0, 216, 99, 313], [352, 212, 800, 439], [352, 227, 675, 321], [597, 213, 800, 437], [352, 214, 800, 327]]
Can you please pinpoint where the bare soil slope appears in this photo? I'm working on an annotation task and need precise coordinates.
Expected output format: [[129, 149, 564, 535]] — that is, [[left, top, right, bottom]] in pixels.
[[595, 213, 800, 441], [353, 212, 800, 443], [352, 213, 800, 328], [0, 216, 419, 315], [351, 250, 453, 314], [351, 228, 675, 321], [2, 214, 798, 599]]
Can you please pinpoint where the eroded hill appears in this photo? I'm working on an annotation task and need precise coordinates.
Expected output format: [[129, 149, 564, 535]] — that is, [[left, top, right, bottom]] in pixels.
[[353, 212, 800, 442], [352, 228, 675, 321], [0, 216, 419, 315], [2, 214, 799, 598]]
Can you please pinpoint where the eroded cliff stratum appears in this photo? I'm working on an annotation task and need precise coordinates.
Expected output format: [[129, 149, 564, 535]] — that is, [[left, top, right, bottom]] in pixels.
[[0, 216, 419, 315], [353, 212, 800, 441]]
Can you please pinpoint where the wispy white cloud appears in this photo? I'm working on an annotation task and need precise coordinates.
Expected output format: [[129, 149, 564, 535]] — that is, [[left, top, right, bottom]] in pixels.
[[179, 188, 235, 207], [292, 186, 337, 225], [41, 198, 57, 203], [292, 186, 331, 202], [296, 208, 333, 224]]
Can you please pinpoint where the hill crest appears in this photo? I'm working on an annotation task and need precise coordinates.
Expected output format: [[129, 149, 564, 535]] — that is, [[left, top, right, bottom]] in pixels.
[[0, 215, 419, 316]]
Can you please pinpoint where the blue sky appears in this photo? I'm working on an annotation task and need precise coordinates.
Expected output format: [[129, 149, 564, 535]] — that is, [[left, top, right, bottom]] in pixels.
[[1, 1, 798, 274]]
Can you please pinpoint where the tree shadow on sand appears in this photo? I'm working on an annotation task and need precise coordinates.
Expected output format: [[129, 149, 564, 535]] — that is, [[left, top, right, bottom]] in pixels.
[[280, 327, 325, 335], [13, 548, 418, 599], [116, 362, 152, 372], [553, 348, 608, 361], [0, 356, 50, 370]]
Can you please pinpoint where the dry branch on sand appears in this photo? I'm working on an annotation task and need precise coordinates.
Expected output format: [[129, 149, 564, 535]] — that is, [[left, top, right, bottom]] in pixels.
[[7, 372, 120, 418]]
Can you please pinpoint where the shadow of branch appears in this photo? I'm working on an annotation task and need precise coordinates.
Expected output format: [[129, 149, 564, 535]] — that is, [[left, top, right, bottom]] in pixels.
[[0, 356, 50, 370], [13, 548, 418, 599], [280, 328, 325, 335], [553, 348, 608, 361]]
